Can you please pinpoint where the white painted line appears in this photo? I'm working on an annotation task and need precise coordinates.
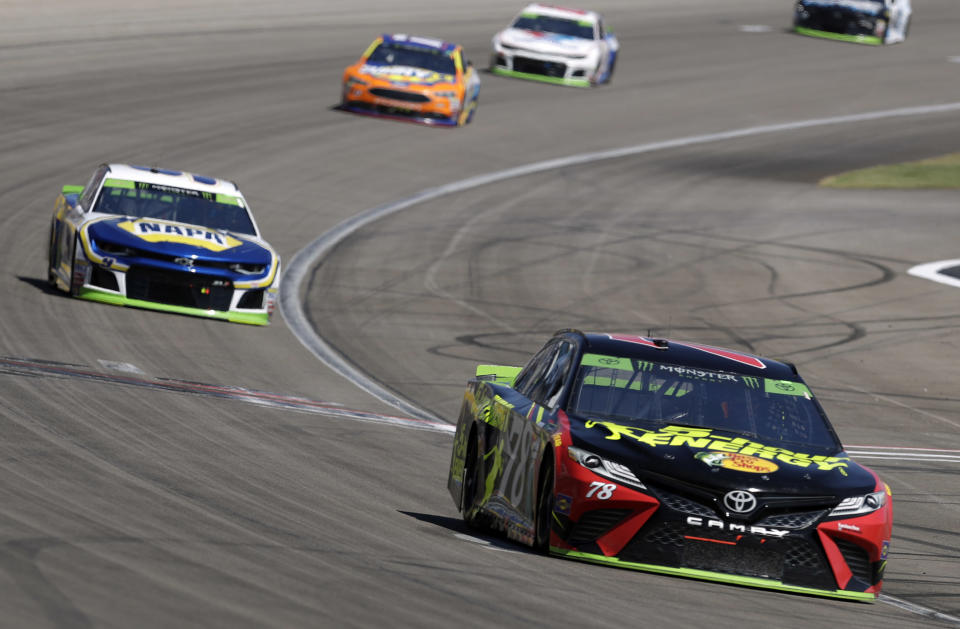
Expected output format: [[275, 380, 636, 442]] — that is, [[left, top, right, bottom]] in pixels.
[[280, 100, 960, 422], [908, 259, 960, 288], [847, 445, 960, 453], [97, 359, 145, 375], [852, 454, 960, 462], [740, 24, 772, 33], [846, 446, 960, 461]]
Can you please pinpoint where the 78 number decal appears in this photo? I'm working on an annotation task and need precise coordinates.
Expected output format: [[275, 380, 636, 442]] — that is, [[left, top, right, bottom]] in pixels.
[[586, 481, 616, 500]]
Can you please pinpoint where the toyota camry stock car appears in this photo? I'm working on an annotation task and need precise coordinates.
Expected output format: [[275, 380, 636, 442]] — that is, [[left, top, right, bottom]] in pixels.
[[448, 331, 892, 600], [340, 34, 480, 126], [490, 3, 619, 87], [47, 164, 280, 325], [793, 0, 912, 45]]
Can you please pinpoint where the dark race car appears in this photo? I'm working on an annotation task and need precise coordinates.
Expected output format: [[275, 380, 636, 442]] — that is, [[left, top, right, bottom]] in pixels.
[[448, 330, 892, 600], [793, 0, 911, 45]]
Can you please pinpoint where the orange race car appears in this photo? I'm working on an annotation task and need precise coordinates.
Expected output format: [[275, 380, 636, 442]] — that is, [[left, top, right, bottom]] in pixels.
[[340, 34, 480, 127]]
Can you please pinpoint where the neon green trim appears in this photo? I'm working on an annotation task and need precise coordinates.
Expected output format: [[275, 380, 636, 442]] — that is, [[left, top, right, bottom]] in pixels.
[[552, 549, 877, 601], [794, 27, 882, 45], [62, 184, 84, 195], [765, 379, 812, 397], [491, 66, 591, 88], [581, 353, 632, 370], [76, 288, 269, 325], [476, 365, 522, 386], [216, 193, 242, 207], [103, 178, 136, 189]]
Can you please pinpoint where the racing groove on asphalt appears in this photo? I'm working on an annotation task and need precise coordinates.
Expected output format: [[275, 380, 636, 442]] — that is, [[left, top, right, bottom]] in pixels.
[[2, 0, 959, 626]]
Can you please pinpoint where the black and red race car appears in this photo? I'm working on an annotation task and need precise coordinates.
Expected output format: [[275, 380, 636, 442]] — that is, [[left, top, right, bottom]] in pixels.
[[447, 330, 892, 600]]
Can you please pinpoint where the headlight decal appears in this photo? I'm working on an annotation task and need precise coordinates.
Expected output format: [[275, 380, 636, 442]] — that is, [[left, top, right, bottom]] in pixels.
[[568, 446, 646, 490]]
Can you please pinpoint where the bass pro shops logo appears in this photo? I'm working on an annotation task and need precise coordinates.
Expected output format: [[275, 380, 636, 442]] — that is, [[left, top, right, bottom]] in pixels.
[[696, 451, 779, 474]]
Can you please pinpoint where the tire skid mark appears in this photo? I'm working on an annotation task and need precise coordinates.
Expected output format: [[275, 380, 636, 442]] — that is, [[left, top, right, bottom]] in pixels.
[[0, 356, 452, 434]]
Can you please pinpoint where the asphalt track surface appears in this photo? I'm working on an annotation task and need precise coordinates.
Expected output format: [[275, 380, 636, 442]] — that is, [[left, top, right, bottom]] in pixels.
[[2, 1, 959, 627]]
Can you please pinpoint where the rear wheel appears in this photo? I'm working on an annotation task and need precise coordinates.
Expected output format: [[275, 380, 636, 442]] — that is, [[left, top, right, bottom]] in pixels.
[[534, 458, 554, 553], [460, 431, 489, 529]]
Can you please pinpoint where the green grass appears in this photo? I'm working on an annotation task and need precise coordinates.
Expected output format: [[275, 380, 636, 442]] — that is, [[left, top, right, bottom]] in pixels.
[[820, 152, 960, 188]]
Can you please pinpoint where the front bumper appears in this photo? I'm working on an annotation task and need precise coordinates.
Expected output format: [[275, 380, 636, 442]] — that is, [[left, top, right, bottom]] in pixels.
[[490, 48, 594, 88], [340, 83, 466, 126], [794, 6, 886, 45], [70, 252, 277, 326], [552, 457, 889, 600]]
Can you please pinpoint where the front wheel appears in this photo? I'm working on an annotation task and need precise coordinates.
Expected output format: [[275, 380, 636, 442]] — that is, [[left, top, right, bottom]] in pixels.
[[47, 221, 59, 287], [533, 459, 554, 553], [68, 234, 85, 296]]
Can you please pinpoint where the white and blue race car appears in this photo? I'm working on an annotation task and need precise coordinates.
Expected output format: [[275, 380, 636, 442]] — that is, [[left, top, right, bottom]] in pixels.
[[48, 164, 280, 325], [793, 0, 912, 45], [490, 4, 619, 87]]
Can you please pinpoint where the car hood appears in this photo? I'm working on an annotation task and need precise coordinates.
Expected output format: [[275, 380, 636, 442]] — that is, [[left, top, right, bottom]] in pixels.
[[86, 216, 273, 264], [569, 417, 877, 498], [800, 0, 885, 15], [354, 63, 456, 87], [498, 28, 597, 56]]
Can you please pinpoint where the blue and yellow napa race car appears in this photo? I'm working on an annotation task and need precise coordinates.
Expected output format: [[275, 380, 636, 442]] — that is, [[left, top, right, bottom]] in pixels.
[[793, 0, 912, 45], [47, 163, 280, 325], [449, 330, 893, 600]]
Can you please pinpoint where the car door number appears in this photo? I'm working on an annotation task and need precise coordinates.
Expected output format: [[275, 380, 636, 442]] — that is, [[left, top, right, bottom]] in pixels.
[[586, 482, 616, 500]]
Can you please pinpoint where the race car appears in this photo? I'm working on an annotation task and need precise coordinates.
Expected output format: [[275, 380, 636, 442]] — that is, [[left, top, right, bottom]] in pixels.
[[47, 163, 280, 325], [490, 4, 619, 87], [340, 34, 480, 126], [793, 0, 912, 45], [448, 330, 893, 600]]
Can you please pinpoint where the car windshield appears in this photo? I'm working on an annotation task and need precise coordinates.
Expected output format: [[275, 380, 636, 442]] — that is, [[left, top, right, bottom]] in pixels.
[[566, 354, 840, 449], [511, 14, 595, 39], [366, 42, 457, 75], [93, 179, 257, 235]]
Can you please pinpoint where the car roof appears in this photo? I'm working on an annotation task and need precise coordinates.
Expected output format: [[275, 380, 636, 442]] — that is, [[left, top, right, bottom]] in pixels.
[[520, 3, 600, 24], [381, 34, 458, 53], [559, 331, 798, 380], [104, 163, 244, 198]]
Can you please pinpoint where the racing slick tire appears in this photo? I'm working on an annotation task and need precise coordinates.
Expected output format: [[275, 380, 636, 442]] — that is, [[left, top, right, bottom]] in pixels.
[[533, 457, 554, 554], [69, 234, 84, 297], [461, 431, 491, 530], [47, 222, 58, 287]]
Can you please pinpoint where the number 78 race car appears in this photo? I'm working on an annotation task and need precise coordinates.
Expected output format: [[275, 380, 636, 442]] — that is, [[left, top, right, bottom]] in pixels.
[[448, 330, 892, 600], [48, 163, 280, 325]]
